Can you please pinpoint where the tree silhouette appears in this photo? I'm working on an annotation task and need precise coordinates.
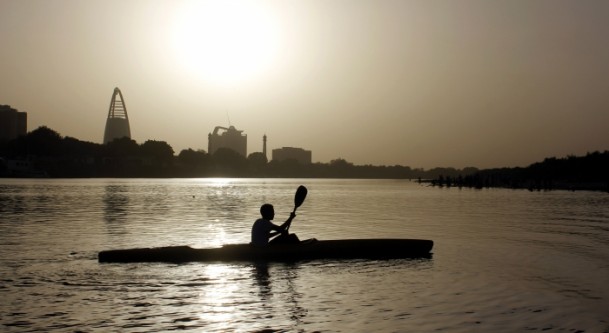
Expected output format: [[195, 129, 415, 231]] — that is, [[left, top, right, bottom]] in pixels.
[[178, 148, 209, 166], [25, 126, 63, 156], [177, 148, 210, 176], [105, 137, 139, 157], [212, 148, 247, 176], [141, 140, 174, 164], [247, 152, 268, 176]]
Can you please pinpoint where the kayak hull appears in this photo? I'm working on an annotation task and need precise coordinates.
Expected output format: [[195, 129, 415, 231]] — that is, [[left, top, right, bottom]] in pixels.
[[98, 239, 433, 263]]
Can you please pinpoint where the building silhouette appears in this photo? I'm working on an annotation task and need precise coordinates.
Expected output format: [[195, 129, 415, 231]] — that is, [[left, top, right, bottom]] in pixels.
[[263, 134, 267, 160], [103, 87, 131, 144], [208, 125, 247, 156], [272, 147, 312, 164], [0, 105, 27, 142]]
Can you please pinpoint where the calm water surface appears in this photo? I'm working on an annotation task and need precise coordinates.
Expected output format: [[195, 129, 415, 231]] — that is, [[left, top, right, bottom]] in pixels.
[[1, 178, 608, 332]]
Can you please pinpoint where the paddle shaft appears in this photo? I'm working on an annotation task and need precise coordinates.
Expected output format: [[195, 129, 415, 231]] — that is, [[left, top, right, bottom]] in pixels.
[[286, 185, 307, 232]]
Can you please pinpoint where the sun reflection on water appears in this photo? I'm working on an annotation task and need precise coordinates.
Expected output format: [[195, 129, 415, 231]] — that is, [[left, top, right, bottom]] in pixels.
[[203, 227, 234, 248], [198, 264, 242, 326], [208, 178, 241, 188]]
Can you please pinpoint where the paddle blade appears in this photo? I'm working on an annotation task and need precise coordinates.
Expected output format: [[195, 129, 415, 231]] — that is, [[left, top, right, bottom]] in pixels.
[[294, 185, 308, 209]]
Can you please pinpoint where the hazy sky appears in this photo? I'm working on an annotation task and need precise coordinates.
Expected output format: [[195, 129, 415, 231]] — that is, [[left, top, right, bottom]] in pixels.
[[1, 0, 608, 169]]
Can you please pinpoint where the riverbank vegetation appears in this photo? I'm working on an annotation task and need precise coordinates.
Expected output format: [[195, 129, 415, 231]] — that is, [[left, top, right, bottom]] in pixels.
[[1, 126, 607, 192], [429, 151, 609, 192], [0, 126, 474, 179]]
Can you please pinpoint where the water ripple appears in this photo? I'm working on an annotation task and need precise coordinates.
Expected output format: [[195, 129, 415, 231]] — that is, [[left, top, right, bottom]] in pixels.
[[1, 179, 609, 332]]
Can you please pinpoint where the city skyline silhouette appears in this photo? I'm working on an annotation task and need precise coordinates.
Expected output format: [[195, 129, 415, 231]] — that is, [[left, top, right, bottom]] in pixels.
[[1, 1, 608, 169]]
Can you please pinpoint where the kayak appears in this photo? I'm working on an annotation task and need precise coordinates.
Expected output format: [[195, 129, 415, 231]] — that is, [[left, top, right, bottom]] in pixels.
[[98, 239, 433, 263], [98, 238, 433, 263]]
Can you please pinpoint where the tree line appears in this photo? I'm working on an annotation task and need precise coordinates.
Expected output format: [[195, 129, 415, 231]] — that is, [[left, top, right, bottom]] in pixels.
[[2, 126, 607, 192], [0, 126, 477, 179], [429, 151, 609, 192]]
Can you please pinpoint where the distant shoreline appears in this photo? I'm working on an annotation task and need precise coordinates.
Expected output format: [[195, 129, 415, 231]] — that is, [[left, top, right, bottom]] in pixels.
[[2, 127, 608, 192], [422, 178, 609, 193], [2, 174, 607, 193]]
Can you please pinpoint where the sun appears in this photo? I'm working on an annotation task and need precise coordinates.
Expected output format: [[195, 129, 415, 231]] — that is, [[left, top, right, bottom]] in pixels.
[[171, 0, 280, 87]]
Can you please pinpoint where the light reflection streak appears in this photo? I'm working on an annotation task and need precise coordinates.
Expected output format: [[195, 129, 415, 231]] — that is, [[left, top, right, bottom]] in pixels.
[[208, 178, 236, 188], [203, 227, 230, 248], [198, 264, 241, 325]]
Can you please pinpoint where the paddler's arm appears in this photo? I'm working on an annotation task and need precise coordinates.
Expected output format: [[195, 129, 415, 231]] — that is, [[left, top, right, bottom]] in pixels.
[[269, 213, 296, 236], [283, 212, 296, 231]]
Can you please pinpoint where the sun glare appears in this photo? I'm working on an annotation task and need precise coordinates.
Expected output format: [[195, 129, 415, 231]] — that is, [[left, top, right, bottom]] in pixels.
[[171, 0, 280, 86]]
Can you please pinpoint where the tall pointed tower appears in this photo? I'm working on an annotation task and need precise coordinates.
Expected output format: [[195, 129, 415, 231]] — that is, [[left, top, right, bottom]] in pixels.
[[103, 87, 131, 144]]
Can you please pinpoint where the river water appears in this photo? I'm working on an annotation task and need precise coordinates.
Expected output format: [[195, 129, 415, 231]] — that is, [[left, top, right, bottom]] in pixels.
[[1, 178, 608, 332]]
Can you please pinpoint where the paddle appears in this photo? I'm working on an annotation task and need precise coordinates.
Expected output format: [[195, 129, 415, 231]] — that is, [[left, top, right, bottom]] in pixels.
[[286, 185, 307, 232]]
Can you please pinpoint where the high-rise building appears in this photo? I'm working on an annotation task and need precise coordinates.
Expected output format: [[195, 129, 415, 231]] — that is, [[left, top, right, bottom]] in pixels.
[[272, 147, 312, 164], [0, 105, 27, 142], [208, 126, 247, 156], [103, 87, 131, 144]]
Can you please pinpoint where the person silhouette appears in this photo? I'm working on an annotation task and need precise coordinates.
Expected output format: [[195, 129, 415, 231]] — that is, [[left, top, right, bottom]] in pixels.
[[251, 204, 296, 246]]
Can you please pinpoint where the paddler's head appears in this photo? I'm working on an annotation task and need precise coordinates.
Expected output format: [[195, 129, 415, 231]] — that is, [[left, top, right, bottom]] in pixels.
[[260, 204, 275, 220]]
